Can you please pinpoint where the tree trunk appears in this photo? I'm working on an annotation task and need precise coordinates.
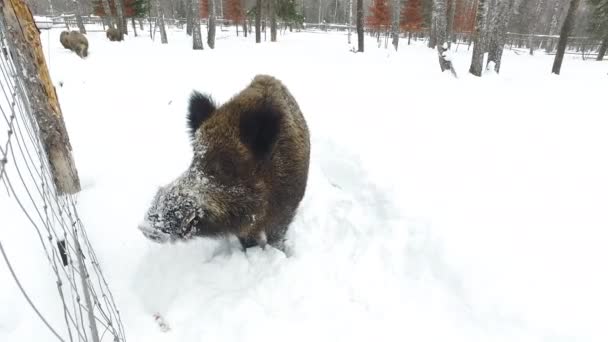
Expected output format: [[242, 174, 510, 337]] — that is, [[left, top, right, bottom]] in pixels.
[[434, 0, 454, 75], [132, 17, 138, 36], [347, 0, 352, 44], [356, 0, 363, 51], [193, 0, 203, 49], [469, 0, 487, 76], [243, 18, 248, 37], [186, 0, 193, 35], [73, 0, 86, 34], [318, 0, 323, 23], [157, 0, 168, 43], [487, 0, 515, 73], [428, 15, 437, 48], [1, 0, 81, 194], [528, 0, 546, 55], [597, 36, 608, 61], [446, 0, 456, 48], [545, 0, 562, 52], [255, 0, 262, 43], [115, 0, 126, 37], [552, 0, 580, 74], [208, 0, 216, 48], [139, 18, 144, 30], [391, 0, 400, 50], [100, 0, 116, 29], [270, 0, 277, 41]]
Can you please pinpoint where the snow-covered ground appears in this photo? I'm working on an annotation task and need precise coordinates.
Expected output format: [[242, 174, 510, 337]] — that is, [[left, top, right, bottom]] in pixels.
[[2, 25, 608, 342]]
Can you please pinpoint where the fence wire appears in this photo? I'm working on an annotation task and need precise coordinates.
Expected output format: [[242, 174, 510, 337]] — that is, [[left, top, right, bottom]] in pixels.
[[0, 12, 126, 342]]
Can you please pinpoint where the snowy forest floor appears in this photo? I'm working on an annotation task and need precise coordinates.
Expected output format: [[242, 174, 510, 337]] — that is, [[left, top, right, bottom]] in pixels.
[[2, 24, 608, 342]]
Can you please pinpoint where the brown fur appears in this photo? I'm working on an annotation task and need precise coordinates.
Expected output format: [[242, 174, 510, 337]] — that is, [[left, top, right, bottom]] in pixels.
[[106, 27, 123, 42], [59, 30, 88, 58], [139, 75, 310, 253]]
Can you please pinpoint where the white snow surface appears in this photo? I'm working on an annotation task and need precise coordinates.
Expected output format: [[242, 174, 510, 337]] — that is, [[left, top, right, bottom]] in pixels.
[[2, 26, 608, 342]]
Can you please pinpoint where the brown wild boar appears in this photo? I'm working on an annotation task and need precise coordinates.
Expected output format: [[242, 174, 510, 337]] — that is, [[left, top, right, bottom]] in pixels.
[[106, 27, 123, 42], [138, 75, 310, 253], [59, 30, 88, 58]]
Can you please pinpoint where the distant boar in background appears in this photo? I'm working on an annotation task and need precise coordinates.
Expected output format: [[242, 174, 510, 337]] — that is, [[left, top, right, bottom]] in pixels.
[[138, 75, 311, 253], [106, 27, 123, 42], [59, 30, 88, 58]]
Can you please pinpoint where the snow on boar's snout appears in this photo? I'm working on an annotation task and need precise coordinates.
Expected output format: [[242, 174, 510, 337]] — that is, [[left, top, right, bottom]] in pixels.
[[139, 75, 310, 253]]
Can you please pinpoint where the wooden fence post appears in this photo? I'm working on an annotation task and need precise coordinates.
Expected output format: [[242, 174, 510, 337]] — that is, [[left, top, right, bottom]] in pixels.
[[0, 0, 81, 195]]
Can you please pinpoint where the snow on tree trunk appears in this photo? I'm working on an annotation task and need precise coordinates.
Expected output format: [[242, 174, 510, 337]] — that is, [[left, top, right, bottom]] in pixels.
[[193, 0, 203, 49], [100, 0, 116, 29], [270, 0, 277, 41], [597, 36, 608, 61], [132, 17, 138, 36], [528, 0, 546, 55], [486, 0, 514, 73], [255, 0, 262, 43], [552, 0, 580, 74], [73, 0, 86, 34], [348, 0, 353, 44], [157, 0, 168, 44], [469, 0, 487, 76], [186, 0, 193, 35], [446, 0, 455, 48], [434, 0, 455, 76], [391, 0, 399, 50], [357, 0, 364, 51], [208, 0, 216, 48]]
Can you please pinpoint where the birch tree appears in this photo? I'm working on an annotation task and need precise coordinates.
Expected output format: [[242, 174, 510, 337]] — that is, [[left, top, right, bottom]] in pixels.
[[391, 0, 400, 50], [193, 0, 204, 49], [487, 0, 515, 73], [469, 0, 487, 76], [208, 0, 216, 48], [156, 0, 168, 43], [552, 0, 581, 74], [348, 0, 353, 43]]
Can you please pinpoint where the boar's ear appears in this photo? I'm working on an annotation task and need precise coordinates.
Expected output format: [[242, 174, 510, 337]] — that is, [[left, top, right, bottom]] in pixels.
[[188, 91, 216, 138], [239, 103, 282, 159]]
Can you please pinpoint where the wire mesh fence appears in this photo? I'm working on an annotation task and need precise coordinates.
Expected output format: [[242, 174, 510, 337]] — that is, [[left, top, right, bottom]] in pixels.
[[0, 2, 126, 341]]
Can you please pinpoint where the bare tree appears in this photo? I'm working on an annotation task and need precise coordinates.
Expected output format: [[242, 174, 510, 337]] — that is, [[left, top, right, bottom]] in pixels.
[[434, 0, 455, 75], [357, 0, 363, 51], [270, 0, 277, 41], [100, 0, 116, 29], [72, 0, 86, 34], [208, 0, 216, 48], [256, 0, 262, 42], [469, 0, 488, 76], [446, 0, 456, 48], [528, 0, 546, 55], [131, 17, 138, 36], [186, 0, 193, 35], [545, 0, 563, 52], [156, 0, 168, 44], [391, 0, 400, 50], [347, 0, 353, 44], [598, 35, 607, 61], [193, 0, 203, 49], [487, 0, 515, 73], [552, 0, 581, 74]]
